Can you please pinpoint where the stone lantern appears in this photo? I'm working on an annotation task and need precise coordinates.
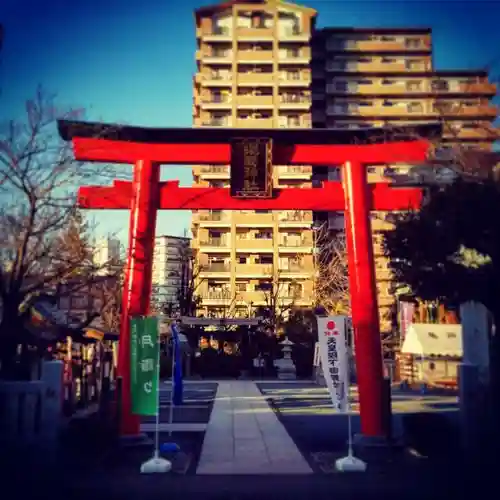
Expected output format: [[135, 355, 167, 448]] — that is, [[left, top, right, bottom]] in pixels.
[[276, 336, 296, 380]]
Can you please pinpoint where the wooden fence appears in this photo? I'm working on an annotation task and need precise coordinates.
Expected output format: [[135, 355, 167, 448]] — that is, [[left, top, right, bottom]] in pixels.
[[0, 343, 117, 454]]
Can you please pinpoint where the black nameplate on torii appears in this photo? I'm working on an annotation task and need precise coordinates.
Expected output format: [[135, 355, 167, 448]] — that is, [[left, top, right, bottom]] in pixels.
[[230, 137, 273, 199]]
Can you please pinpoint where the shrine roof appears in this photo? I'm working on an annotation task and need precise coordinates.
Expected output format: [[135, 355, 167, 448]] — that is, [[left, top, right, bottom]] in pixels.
[[58, 120, 442, 146]]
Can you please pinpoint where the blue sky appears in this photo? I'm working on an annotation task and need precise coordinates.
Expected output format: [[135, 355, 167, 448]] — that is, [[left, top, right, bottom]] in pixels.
[[1, 0, 499, 243]]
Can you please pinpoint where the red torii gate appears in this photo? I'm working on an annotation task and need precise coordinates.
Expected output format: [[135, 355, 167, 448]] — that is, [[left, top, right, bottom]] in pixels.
[[58, 120, 439, 440]]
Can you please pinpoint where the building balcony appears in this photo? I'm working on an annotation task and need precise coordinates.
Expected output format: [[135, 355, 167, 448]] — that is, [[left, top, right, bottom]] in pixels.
[[278, 211, 313, 226], [237, 72, 274, 85], [199, 263, 231, 275], [278, 119, 311, 129], [371, 216, 395, 232], [463, 82, 497, 95], [201, 291, 232, 305], [236, 27, 274, 41], [278, 73, 311, 87], [326, 104, 430, 117], [237, 50, 274, 63], [372, 238, 385, 256], [198, 73, 233, 87], [278, 239, 313, 252], [326, 82, 430, 95], [199, 238, 231, 252], [279, 95, 310, 109], [325, 61, 411, 73], [236, 94, 274, 107], [278, 29, 310, 42], [233, 212, 274, 227], [205, 118, 233, 127], [194, 210, 231, 227], [279, 264, 312, 277], [444, 127, 499, 140], [237, 291, 269, 304], [326, 39, 431, 53], [376, 268, 393, 281], [201, 100, 232, 111], [278, 166, 311, 178], [201, 166, 230, 178], [202, 51, 233, 65], [235, 117, 274, 128], [378, 295, 396, 307], [235, 264, 273, 277], [235, 238, 274, 252], [202, 30, 233, 43], [278, 53, 310, 65], [444, 105, 498, 118]]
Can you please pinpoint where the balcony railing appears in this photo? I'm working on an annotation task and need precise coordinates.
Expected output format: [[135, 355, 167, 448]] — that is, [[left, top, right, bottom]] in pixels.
[[280, 239, 311, 247], [200, 238, 228, 247], [280, 94, 310, 104], [204, 291, 232, 300], [208, 119, 231, 127], [212, 27, 230, 36], [206, 95, 232, 104], [202, 166, 229, 174], [202, 263, 231, 272], [281, 166, 310, 174], [199, 211, 228, 222], [280, 264, 305, 272], [209, 73, 232, 81], [208, 51, 233, 59], [280, 211, 312, 222]]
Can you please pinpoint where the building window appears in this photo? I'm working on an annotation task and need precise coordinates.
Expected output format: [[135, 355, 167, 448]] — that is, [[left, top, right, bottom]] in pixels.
[[255, 231, 273, 239], [405, 59, 422, 70], [407, 102, 423, 113], [406, 81, 422, 92], [432, 80, 450, 92], [256, 281, 273, 291], [256, 255, 273, 265], [405, 38, 422, 49], [334, 81, 348, 91]]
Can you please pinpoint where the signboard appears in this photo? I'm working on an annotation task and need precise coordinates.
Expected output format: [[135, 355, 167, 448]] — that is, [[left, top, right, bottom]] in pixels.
[[316, 316, 349, 412], [230, 137, 273, 198], [398, 301, 415, 341], [130, 316, 159, 416]]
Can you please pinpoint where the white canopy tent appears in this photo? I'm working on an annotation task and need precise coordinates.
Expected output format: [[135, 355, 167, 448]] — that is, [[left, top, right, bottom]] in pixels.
[[401, 323, 463, 357]]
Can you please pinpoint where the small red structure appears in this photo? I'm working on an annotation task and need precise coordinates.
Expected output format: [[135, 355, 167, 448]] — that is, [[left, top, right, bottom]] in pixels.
[[58, 121, 439, 440]]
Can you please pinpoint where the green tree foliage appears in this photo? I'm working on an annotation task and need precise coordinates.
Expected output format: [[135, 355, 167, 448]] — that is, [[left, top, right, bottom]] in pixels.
[[384, 179, 500, 318]]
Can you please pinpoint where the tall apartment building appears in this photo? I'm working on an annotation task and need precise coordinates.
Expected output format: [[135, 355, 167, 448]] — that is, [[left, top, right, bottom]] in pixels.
[[151, 235, 192, 312], [191, 1, 498, 327], [311, 27, 498, 331], [192, 0, 318, 319], [93, 237, 122, 273]]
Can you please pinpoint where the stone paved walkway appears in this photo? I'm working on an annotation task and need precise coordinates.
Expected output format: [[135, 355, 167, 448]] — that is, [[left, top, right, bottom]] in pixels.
[[197, 381, 313, 475]]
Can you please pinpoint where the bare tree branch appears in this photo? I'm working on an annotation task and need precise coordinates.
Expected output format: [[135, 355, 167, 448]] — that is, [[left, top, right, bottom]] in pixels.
[[313, 220, 350, 315], [0, 87, 126, 377]]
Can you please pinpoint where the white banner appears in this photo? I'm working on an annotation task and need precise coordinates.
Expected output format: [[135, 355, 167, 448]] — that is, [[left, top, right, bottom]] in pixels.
[[316, 316, 349, 412]]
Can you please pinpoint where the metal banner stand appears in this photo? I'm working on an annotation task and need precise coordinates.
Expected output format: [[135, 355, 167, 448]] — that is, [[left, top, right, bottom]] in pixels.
[[161, 323, 181, 453], [335, 339, 367, 472], [140, 318, 172, 473]]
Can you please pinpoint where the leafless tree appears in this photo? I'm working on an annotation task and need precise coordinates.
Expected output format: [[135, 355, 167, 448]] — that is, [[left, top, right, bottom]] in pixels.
[[0, 87, 122, 378], [313, 221, 350, 315], [254, 267, 302, 332]]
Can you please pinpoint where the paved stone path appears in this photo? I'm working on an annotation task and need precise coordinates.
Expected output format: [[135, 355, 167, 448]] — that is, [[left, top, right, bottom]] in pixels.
[[197, 381, 313, 475]]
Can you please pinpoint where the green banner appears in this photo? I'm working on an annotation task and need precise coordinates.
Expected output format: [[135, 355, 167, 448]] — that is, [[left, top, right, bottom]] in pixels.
[[130, 316, 159, 416]]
